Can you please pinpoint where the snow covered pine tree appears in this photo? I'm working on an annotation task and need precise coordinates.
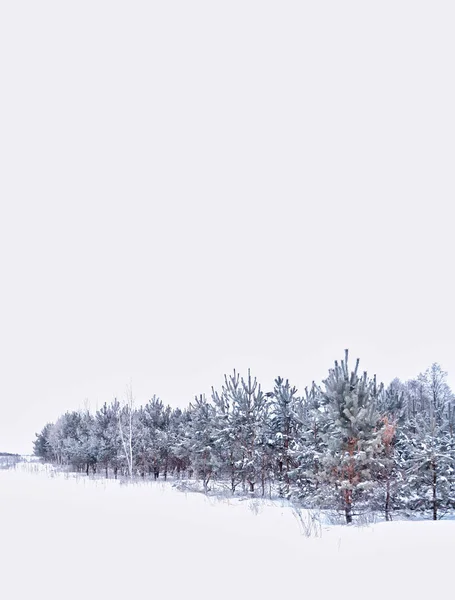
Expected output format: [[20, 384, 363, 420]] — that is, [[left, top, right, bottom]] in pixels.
[[318, 350, 385, 524]]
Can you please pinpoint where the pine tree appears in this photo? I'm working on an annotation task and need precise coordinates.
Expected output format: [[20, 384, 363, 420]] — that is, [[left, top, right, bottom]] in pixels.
[[187, 395, 220, 492], [268, 377, 300, 497], [94, 401, 123, 478], [78, 409, 97, 475], [211, 371, 245, 493], [291, 382, 328, 505], [135, 396, 165, 479], [33, 423, 55, 461], [318, 350, 384, 524], [235, 370, 268, 494], [168, 407, 192, 478], [373, 379, 406, 520], [399, 364, 455, 519]]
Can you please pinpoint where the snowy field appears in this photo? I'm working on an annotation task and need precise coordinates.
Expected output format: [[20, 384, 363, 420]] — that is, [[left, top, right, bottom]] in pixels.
[[1, 463, 453, 600]]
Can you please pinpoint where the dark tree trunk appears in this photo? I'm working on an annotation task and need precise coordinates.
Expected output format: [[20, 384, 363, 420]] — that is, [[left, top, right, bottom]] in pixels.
[[385, 480, 391, 522], [344, 490, 353, 524], [230, 458, 236, 494], [432, 460, 438, 521]]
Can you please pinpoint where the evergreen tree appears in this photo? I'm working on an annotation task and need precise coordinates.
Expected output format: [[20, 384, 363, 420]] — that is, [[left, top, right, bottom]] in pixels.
[[233, 370, 269, 494], [291, 382, 328, 505], [94, 401, 122, 478], [268, 377, 300, 496], [135, 397, 164, 478], [33, 423, 55, 461], [168, 407, 192, 478], [373, 379, 406, 520], [211, 371, 245, 493], [399, 364, 455, 519], [318, 350, 384, 523], [187, 395, 220, 492]]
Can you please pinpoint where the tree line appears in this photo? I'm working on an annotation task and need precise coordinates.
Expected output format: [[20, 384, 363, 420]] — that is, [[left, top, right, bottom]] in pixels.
[[0, 452, 21, 470], [34, 351, 455, 523]]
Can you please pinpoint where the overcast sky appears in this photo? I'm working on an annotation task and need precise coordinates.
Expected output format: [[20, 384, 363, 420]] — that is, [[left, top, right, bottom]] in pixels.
[[1, 2, 454, 454]]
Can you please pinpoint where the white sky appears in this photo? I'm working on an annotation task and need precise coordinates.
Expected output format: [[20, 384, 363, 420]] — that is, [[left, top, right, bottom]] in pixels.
[[1, 2, 454, 454]]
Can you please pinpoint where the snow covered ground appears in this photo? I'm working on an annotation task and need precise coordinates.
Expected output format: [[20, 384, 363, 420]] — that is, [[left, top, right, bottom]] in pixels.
[[1, 463, 453, 600]]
